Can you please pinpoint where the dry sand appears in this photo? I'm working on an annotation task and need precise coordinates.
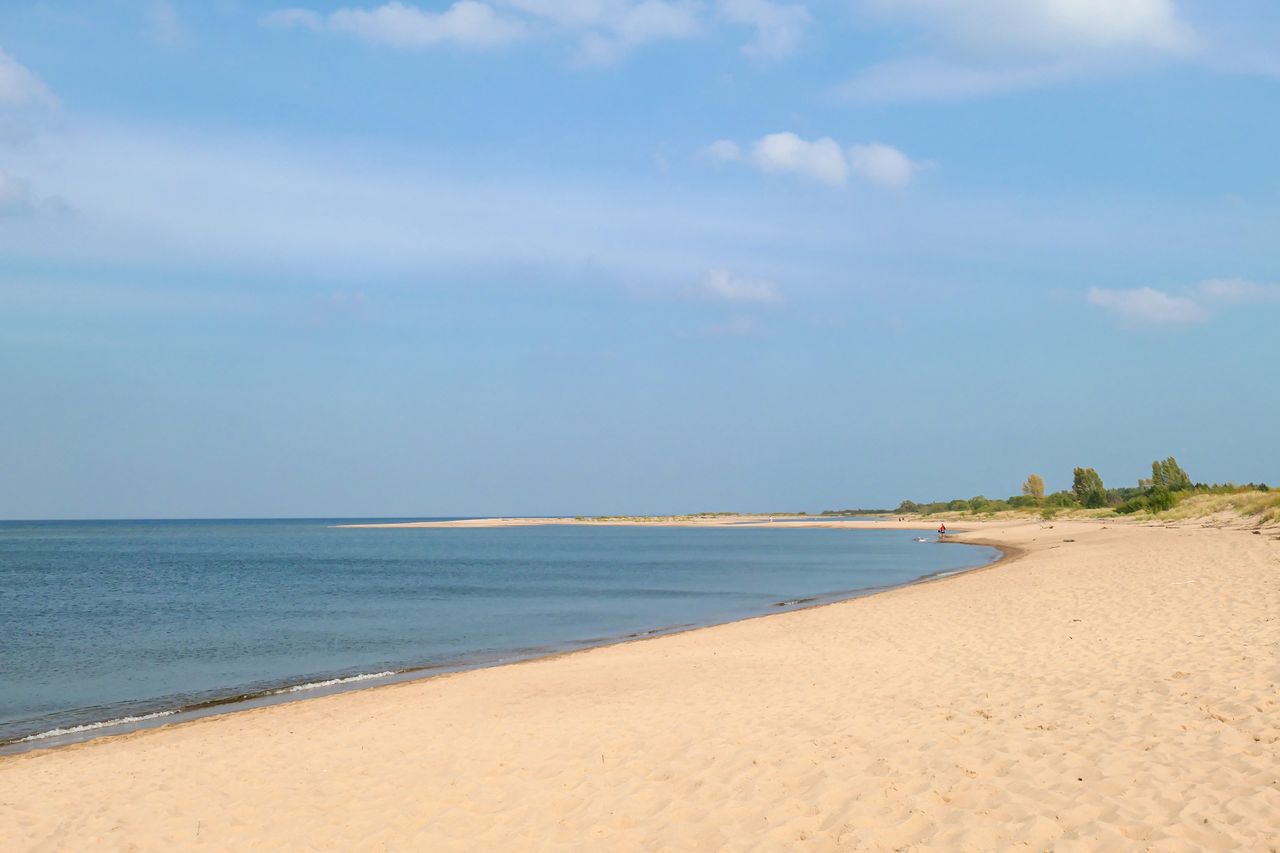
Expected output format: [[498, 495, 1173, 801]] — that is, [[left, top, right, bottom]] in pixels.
[[2, 519, 1277, 851]]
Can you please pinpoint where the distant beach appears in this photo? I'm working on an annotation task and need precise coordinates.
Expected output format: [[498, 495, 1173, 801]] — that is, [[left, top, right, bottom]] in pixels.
[[2, 518, 1276, 849]]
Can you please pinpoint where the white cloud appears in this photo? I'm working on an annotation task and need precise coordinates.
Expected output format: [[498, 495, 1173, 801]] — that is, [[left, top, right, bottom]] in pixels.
[[1088, 279, 1279, 326], [703, 139, 742, 161], [847, 142, 929, 189], [844, 0, 1198, 101], [717, 0, 810, 59], [704, 268, 782, 303], [1197, 278, 1280, 304], [263, 2, 527, 49], [709, 133, 927, 188], [261, 9, 324, 30], [835, 57, 1069, 102], [859, 0, 1196, 57], [0, 50, 55, 107], [495, 0, 604, 28], [1087, 287, 1206, 326], [0, 121, 790, 284], [264, 0, 704, 62], [752, 132, 848, 185], [572, 1, 701, 65]]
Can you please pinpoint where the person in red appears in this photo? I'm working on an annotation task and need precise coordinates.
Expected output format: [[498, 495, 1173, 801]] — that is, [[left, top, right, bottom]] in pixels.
[[938, 522, 946, 536]]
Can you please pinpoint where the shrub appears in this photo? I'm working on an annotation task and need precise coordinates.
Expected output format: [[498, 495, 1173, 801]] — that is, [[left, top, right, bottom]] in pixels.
[[1146, 486, 1176, 513], [1115, 496, 1148, 514]]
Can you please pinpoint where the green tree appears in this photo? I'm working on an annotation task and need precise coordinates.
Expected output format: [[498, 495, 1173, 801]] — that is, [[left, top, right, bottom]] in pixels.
[[1022, 473, 1045, 501], [1147, 486, 1175, 512], [1072, 467, 1108, 508], [1157, 456, 1192, 490]]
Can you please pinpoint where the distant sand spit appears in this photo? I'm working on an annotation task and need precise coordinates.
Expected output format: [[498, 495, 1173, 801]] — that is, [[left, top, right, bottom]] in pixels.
[[336, 515, 913, 529], [2, 520, 1277, 851]]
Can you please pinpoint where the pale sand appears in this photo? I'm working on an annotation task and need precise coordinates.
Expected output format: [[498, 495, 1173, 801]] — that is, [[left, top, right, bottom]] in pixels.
[[335, 516, 914, 529], [2, 520, 1278, 851]]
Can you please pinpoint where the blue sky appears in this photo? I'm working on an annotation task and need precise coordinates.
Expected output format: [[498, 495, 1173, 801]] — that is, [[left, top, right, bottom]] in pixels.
[[1, 0, 1278, 518]]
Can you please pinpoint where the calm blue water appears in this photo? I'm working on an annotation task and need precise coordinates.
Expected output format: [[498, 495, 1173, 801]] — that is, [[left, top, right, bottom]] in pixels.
[[0, 520, 996, 746]]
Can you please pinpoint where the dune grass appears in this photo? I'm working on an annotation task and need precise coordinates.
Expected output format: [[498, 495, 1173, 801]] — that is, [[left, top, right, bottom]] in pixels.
[[913, 490, 1279, 526], [1154, 490, 1280, 525]]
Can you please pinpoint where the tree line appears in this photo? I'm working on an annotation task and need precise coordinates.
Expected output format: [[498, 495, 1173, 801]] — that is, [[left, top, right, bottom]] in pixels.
[[893, 457, 1270, 517]]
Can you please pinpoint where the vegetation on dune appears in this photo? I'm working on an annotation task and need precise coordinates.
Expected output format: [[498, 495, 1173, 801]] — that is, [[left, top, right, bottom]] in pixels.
[[1072, 467, 1108, 509], [888, 456, 1275, 524], [569, 461, 1279, 527], [1022, 473, 1045, 501], [1156, 491, 1280, 524]]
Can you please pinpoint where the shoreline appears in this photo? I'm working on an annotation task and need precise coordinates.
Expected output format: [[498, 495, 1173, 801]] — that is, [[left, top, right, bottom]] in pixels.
[[0, 523, 1000, 756], [334, 514, 904, 529], [5, 519, 1274, 850]]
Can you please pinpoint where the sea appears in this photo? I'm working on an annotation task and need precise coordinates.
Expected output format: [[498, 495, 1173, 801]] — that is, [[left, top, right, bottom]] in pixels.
[[0, 519, 998, 751]]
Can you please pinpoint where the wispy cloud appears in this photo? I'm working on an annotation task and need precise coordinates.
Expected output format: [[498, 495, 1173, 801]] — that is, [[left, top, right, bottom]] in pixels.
[[145, 1, 184, 46], [706, 313, 761, 336], [262, 1, 528, 50], [0, 49, 56, 107], [847, 142, 932, 189], [841, 0, 1198, 102], [1197, 277, 1280, 304], [717, 0, 810, 59], [705, 132, 929, 188], [0, 170, 34, 215], [0, 170, 70, 218], [1087, 286, 1206, 326], [571, 1, 701, 66], [835, 57, 1070, 103], [858, 0, 1196, 57], [263, 1, 704, 61], [0, 121, 802, 285], [703, 268, 782, 303], [1089, 277, 1280, 327]]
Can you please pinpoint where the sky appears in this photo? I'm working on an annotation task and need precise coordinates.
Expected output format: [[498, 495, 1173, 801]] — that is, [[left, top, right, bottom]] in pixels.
[[1, 0, 1278, 519]]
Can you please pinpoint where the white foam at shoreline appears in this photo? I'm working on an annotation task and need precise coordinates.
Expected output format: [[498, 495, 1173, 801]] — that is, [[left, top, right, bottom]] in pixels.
[[15, 671, 401, 745], [19, 710, 178, 742], [273, 671, 398, 694]]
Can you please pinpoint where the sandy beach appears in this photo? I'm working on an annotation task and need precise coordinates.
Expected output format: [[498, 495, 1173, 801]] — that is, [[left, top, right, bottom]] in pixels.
[[2, 519, 1277, 851]]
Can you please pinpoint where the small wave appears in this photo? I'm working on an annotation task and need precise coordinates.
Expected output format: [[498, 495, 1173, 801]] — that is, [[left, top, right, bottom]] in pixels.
[[14, 671, 400, 745], [19, 709, 178, 742], [273, 671, 397, 694]]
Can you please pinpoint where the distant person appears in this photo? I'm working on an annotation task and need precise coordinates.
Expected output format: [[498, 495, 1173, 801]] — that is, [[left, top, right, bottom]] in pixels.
[[938, 522, 946, 537]]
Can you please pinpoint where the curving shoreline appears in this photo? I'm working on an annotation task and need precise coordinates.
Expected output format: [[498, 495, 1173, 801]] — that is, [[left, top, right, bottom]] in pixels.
[[0, 523, 1000, 755], [2, 519, 1276, 850]]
